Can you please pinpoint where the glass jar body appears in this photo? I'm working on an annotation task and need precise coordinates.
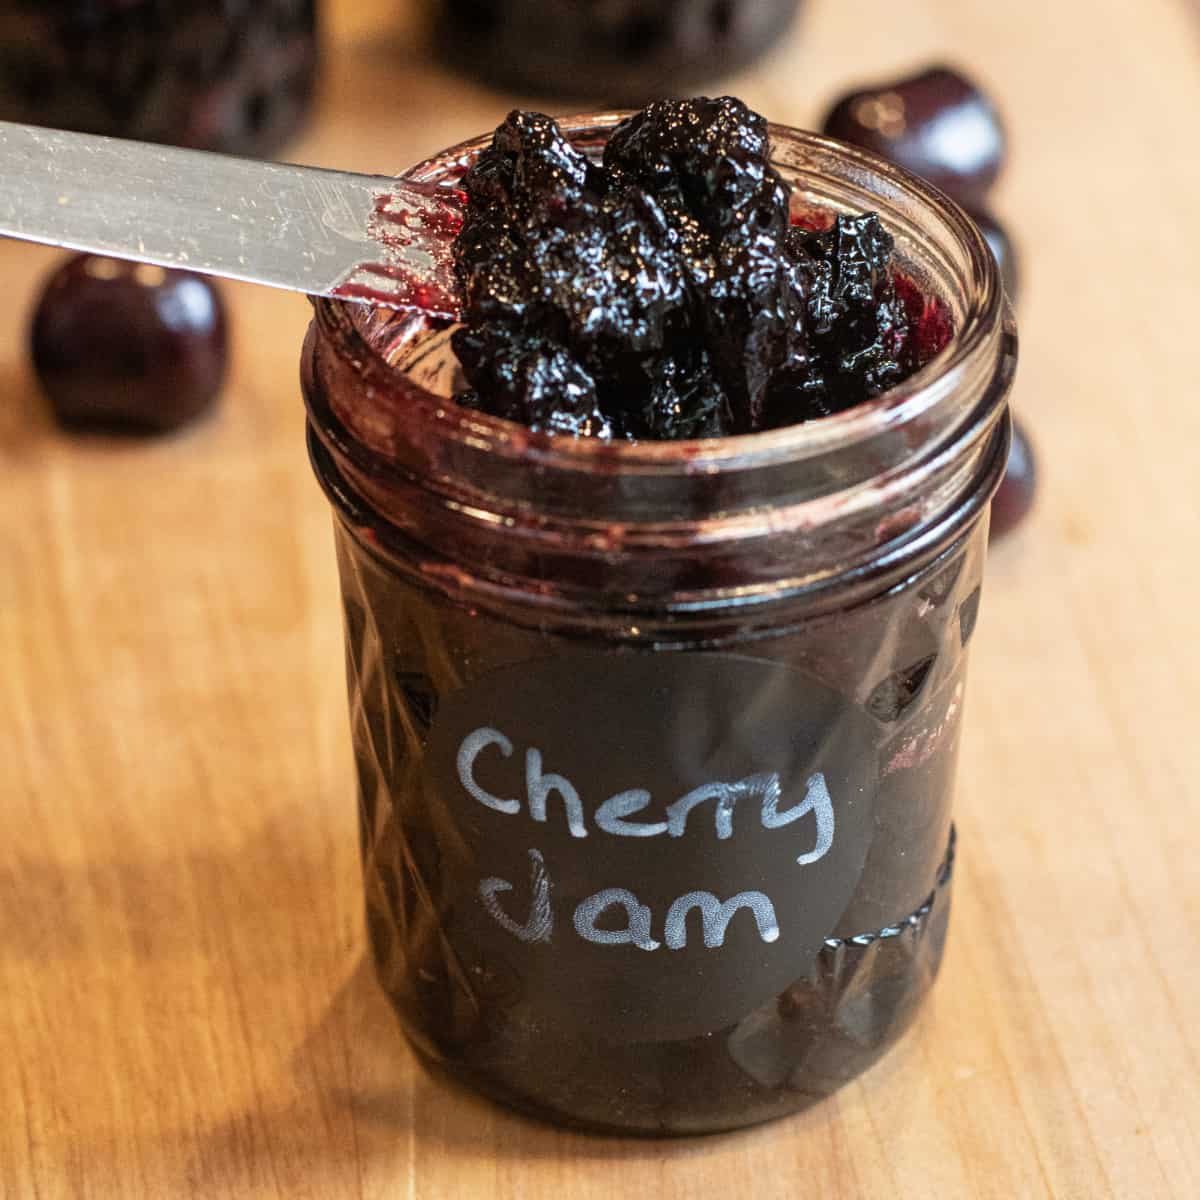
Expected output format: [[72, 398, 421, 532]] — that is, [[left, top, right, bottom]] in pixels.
[[433, 0, 803, 104], [302, 118, 1015, 1134], [0, 0, 317, 157], [324, 467, 979, 1133]]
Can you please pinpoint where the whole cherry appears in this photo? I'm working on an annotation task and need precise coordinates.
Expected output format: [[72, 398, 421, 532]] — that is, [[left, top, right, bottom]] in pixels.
[[821, 66, 1006, 210], [31, 254, 228, 433], [969, 208, 1020, 303], [991, 417, 1037, 539]]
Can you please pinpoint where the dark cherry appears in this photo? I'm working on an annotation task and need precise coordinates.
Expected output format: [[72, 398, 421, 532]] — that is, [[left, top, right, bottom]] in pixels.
[[969, 208, 1020, 303], [31, 254, 228, 433], [821, 66, 1006, 210], [991, 417, 1036, 539]]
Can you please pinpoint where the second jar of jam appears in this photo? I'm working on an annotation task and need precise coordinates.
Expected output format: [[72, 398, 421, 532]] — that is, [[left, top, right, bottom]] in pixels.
[[0, 0, 318, 157], [433, 0, 804, 104], [301, 119, 1016, 1134]]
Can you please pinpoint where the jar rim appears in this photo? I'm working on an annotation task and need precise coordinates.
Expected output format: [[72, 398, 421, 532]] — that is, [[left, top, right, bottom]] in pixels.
[[303, 111, 1015, 622], [310, 112, 1006, 479]]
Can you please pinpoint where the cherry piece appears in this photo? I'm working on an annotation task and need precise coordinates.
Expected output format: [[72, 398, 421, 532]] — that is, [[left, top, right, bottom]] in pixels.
[[821, 66, 1006, 210], [990, 418, 1036, 539], [968, 209, 1020, 303], [31, 254, 228, 433]]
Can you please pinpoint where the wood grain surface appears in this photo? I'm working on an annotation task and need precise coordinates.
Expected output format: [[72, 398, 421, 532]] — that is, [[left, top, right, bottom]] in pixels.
[[3, 0, 1199, 1196]]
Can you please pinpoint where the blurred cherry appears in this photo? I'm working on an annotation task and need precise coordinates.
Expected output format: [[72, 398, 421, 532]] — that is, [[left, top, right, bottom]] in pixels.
[[821, 65, 1006, 210], [991, 417, 1037, 539], [31, 253, 228, 432], [968, 208, 1020, 303]]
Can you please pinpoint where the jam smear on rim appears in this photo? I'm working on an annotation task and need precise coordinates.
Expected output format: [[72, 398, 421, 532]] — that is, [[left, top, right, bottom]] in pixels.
[[332, 188, 466, 320], [448, 98, 954, 441]]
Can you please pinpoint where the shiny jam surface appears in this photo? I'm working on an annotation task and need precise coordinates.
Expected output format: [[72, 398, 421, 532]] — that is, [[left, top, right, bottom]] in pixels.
[[449, 100, 952, 441]]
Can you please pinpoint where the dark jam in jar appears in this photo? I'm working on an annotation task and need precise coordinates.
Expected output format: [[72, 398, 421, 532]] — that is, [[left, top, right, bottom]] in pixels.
[[449, 100, 954, 440], [435, 0, 803, 105], [301, 110, 1016, 1134], [0, 0, 317, 157]]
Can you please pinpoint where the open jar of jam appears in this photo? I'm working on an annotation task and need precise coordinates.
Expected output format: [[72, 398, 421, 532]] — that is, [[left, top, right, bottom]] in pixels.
[[301, 117, 1016, 1134], [0, 1, 317, 157], [433, 0, 803, 103]]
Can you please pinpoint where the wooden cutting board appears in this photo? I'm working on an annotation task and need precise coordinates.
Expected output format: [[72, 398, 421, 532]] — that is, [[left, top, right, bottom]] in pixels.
[[2, 0, 1198, 1195]]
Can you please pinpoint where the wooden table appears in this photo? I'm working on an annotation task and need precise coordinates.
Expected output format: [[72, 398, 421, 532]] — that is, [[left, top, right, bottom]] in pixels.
[[3, 1, 1198, 1195]]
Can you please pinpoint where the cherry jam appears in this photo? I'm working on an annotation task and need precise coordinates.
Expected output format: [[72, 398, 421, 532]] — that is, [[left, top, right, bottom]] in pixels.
[[300, 116, 1016, 1134], [450, 101, 953, 441]]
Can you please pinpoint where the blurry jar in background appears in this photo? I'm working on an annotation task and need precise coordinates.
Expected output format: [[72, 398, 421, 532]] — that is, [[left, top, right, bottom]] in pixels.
[[0, 1, 318, 157], [433, 0, 803, 104]]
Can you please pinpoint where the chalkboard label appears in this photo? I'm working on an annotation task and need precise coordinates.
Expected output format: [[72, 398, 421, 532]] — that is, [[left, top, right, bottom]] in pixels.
[[425, 652, 877, 1042]]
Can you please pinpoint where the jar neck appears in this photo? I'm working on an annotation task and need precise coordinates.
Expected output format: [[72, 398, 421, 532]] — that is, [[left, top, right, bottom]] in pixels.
[[302, 120, 1017, 628]]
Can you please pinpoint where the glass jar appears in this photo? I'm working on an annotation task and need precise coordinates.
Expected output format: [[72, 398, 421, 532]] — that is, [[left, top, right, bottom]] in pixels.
[[301, 117, 1016, 1135], [433, 0, 803, 104], [0, 0, 318, 157]]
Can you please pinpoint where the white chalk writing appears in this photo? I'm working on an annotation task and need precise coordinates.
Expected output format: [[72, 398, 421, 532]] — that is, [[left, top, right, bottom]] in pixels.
[[462, 726, 838, 955]]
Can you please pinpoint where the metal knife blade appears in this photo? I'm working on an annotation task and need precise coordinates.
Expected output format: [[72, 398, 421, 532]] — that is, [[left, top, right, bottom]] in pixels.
[[0, 121, 463, 318]]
